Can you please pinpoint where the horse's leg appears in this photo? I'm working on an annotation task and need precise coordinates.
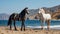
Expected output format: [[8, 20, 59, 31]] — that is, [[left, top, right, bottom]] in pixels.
[[10, 22, 12, 30], [21, 21, 23, 31], [21, 20, 25, 31], [23, 21, 25, 31], [14, 20, 17, 31], [43, 20, 45, 30], [21, 22, 23, 31], [41, 20, 44, 30], [47, 20, 50, 30]]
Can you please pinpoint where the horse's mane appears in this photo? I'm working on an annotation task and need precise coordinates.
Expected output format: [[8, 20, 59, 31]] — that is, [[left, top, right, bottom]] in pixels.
[[19, 8, 26, 15], [41, 8, 47, 12], [41, 8, 50, 14], [19, 8, 28, 18]]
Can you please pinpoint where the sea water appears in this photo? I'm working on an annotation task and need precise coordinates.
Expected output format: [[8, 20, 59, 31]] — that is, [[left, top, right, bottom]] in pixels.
[[0, 20, 60, 28]]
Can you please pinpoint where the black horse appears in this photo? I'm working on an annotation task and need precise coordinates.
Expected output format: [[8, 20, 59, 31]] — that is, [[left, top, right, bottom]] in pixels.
[[7, 7, 29, 31]]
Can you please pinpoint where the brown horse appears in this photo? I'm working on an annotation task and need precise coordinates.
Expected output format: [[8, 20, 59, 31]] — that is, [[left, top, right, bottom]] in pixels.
[[7, 7, 29, 31]]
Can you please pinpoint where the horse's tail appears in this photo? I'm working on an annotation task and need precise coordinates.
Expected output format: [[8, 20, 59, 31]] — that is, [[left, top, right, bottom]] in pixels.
[[7, 16, 12, 26]]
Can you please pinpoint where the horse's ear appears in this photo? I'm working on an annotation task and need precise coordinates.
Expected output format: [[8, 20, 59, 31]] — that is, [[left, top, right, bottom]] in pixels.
[[25, 7, 28, 9]]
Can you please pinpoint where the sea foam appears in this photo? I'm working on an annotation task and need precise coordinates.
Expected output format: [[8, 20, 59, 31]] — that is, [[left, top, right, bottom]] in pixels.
[[27, 25, 60, 29]]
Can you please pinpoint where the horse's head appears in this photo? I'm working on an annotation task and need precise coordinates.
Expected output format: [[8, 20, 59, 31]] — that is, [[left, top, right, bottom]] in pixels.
[[38, 8, 45, 14], [25, 7, 29, 14]]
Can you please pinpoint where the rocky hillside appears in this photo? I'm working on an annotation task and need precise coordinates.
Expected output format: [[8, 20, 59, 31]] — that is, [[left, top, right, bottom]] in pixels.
[[0, 5, 60, 20], [50, 5, 60, 16], [42, 5, 60, 19], [27, 9, 39, 20], [27, 5, 60, 20]]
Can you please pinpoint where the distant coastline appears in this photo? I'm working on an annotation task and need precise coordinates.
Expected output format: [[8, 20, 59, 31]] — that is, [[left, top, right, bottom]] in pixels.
[[0, 5, 60, 20]]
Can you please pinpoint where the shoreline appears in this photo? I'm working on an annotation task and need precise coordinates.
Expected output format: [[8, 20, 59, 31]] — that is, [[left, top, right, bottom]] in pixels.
[[0, 26, 60, 34], [1, 25, 60, 30], [0, 19, 60, 20], [1, 25, 60, 29]]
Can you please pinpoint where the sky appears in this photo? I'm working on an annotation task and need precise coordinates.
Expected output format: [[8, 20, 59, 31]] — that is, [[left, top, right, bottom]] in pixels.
[[0, 0, 60, 14]]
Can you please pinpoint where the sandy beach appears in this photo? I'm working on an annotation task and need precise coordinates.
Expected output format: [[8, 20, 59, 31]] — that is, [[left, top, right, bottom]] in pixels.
[[0, 26, 60, 34]]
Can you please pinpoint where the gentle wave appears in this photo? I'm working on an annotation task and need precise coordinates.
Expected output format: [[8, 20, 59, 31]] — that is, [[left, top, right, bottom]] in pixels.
[[26, 25, 60, 28], [51, 20, 60, 21]]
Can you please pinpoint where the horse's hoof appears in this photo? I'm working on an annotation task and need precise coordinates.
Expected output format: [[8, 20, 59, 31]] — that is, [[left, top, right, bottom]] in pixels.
[[21, 29, 22, 31], [24, 29, 25, 31], [41, 28, 43, 30], [10, 29, 12, 30], [47, 28, 50, 30], [14, 29, 18, 31]]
